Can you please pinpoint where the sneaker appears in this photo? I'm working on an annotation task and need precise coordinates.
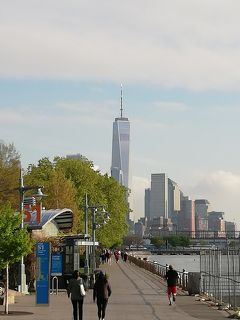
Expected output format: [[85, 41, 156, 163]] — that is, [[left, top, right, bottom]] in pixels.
[[173, 296, 176, 302], [169, 302, 172, 306]]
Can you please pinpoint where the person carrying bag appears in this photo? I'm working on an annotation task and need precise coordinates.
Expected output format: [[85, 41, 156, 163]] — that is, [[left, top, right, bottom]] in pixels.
[[93, 271, 112, 320], [67, 270, 87, 320], [80, 280, 86, 296]]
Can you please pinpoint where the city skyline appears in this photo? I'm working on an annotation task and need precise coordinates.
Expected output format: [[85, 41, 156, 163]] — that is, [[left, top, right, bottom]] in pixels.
[[1, 1, 240, 226], [143, 172, 235, 237]]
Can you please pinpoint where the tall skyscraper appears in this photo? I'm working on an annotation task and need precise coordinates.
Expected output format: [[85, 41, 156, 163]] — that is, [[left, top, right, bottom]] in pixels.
[[195, 199, 211, 235], [168, 179, 181, 225], [144, 188, 151, 221], [111, 86, 130, 189], [150, 173, 168, 219], [178, 195, 195, 236]]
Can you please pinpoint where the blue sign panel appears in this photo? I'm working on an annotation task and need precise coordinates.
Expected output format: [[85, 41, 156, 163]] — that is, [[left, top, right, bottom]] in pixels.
[[36, 242, 50, 305], [51, 253, 62, 276]]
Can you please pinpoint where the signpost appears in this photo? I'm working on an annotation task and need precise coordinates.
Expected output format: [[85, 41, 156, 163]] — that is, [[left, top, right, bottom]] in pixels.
[[36, 242, 50, 305], [51, 253, 62, 276]]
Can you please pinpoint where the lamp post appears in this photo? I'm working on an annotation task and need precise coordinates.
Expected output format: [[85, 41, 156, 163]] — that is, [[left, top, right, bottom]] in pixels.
[[83, 194, 109, 277], [92, 208, 98, 274], [91, 206, 109, 274], [84, 194, 89, 275], [18, 168, 45, 293]]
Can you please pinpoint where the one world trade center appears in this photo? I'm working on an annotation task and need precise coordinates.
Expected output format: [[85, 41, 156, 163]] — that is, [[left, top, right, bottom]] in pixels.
[[111, 87, 130, 189]]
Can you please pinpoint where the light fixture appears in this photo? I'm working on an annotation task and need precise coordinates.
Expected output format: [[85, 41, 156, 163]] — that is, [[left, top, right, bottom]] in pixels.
[[33, 188, 47, 201]]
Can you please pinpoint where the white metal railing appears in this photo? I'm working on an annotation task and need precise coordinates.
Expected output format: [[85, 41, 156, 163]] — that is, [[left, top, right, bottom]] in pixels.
[[50, 276, 58, 295]]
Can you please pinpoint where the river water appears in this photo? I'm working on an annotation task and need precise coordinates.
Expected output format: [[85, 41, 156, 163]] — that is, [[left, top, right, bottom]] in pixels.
[[148, 254, 200, 272]]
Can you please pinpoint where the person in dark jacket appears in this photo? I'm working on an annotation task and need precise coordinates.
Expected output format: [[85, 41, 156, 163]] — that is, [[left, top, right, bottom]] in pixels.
[[67, 270, 86, 320], [165, 265, 179, 305], [93, 271, 111, 320]]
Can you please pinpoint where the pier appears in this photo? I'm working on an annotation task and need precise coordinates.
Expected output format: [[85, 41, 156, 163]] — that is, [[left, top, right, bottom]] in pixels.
[[0, 259, 229, 319]]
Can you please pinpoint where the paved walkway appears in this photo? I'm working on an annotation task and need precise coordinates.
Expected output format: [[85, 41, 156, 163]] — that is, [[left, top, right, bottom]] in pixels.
[[0, 260, 229, 319]]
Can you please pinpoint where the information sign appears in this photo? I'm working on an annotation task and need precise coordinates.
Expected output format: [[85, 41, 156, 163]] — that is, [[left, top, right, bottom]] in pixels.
[[36, 242, 50, 305], [51, 253, 62, 276]]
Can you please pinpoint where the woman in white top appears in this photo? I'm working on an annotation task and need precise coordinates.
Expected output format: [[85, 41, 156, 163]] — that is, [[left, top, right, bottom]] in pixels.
[[67, 270, 86, 320]]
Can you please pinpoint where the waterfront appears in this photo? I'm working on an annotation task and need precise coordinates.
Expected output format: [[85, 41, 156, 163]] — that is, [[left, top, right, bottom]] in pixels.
[[148, 254, 200, 272]]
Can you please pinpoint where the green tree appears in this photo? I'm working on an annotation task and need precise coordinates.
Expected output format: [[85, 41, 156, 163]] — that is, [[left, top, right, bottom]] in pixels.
[[151, 236, 165, 248], [46, 169, 81, 233], [178, 235, 190, 247], [123, 234, 144, 249], [0, 205, 32, 314], [55, 158, 128, 247], [25, 156, 129, 247], [0, 142, 20, 167], [25, 158, 81, 232], [96, 174, 128, 248], [164, 235, 190, 247], [0, 142, 20, 210]]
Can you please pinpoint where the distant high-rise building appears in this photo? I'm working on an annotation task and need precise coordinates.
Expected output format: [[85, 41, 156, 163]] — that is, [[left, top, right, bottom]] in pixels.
[[195, 199, 211, 235], [66, 153, 88, 161], [144, 188, 151, 221], [208, 211, 225, 237], [111, 86, 130, 189], [225, 221, 236, 238], [208, 211, 225, 231], [150, 173, 168, 220], [178, 195, 195, 236], [168, 179, 181, 225], [134, 218, 147, 237]]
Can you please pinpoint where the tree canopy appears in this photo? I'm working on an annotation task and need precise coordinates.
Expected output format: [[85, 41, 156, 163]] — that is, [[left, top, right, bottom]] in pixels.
[[151, 235, 190, 248], [0, 141, 129, 248], [0, 205, 32, 269], [0, 141, 20, 209], [24, 156, 129, 247]]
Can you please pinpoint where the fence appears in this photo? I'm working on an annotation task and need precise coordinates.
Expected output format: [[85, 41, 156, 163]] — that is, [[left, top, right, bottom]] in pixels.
[[200, 249, 240, 309], [128, 255, 188, 290]]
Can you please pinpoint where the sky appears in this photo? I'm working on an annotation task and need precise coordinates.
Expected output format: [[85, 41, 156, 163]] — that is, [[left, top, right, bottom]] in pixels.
[[1, 0, 240, 225]]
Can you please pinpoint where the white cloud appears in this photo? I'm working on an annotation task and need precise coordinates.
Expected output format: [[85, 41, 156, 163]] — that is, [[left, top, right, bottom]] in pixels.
[[184, 170, 240, 226], [152, 101, 188, 112], [129, 176, 150, 221], [188, 170, 240, 196], [1, 1, 240, 89], [0, 100, 115, 127], [56, 100, 116, 118]]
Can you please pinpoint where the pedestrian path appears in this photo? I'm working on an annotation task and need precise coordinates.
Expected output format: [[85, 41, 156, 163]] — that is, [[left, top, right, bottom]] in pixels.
[[0, 260, 229, 319]]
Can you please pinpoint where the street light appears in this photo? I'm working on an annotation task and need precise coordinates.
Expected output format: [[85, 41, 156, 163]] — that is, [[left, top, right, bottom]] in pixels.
[[18, 168, 46, 293], [92, 206, 110, 274], [82, 194, 109, 277], [83, 194, 90, 275]]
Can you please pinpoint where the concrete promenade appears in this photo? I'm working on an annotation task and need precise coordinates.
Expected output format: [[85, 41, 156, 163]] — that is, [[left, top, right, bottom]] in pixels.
[[0, 260, 229, 319]]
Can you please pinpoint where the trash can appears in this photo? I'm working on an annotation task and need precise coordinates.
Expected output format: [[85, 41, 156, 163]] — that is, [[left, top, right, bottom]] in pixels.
[[187, 272, 201, 295]]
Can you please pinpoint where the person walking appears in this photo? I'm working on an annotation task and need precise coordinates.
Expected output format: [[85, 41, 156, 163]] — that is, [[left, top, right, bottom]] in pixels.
[[123, 252, 128, 262], [165, 265, 179, 305], [93, 271, 112, 320], [114, 250, 120, 263], [67, 270, 86, 320]]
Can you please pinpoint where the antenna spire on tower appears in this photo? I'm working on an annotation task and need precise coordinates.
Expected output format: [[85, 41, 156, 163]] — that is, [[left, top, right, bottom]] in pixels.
[[120, 84, 123, 118]]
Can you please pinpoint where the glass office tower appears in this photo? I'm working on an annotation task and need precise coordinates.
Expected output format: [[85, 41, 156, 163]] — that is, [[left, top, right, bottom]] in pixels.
[[111, 89, 130, 189]]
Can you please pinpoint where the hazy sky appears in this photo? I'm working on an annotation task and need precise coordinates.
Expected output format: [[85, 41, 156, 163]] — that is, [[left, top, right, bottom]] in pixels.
[[1, 1, 240, 225]]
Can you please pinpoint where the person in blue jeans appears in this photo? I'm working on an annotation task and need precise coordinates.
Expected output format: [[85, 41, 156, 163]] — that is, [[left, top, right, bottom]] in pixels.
[[67, 270, 86, 320], [93, 271, 112, 320]]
